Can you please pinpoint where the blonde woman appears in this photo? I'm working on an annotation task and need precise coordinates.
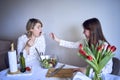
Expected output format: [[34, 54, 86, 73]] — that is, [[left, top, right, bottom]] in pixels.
[[17, 18, 46, 64]]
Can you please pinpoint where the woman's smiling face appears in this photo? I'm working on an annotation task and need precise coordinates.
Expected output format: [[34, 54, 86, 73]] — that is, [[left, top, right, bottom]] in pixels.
[[83, 29, 90, 40]]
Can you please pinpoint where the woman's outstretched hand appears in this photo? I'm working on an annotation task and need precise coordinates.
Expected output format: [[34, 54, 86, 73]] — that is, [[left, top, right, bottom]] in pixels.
[[49, 33, 60, 43], [50, 33, 55, 40]]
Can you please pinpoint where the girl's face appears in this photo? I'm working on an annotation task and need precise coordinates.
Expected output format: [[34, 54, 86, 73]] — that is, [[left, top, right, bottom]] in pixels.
[[30, 23, 42, 37], [83, 29, 90, 40]]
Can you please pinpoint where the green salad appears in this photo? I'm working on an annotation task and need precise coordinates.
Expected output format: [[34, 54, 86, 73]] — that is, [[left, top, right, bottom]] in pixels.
[[40, 58, 57, 68]]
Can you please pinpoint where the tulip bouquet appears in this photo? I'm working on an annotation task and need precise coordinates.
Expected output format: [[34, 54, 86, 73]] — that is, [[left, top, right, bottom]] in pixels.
[[78, 41, 116, 80]]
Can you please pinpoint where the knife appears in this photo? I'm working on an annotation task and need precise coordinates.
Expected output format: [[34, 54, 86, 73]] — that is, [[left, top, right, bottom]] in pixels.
[[49, 64, 65, 77]]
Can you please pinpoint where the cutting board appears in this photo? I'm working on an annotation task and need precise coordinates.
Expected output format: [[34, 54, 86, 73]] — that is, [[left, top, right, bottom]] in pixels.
[[46, 68, 73, 78]]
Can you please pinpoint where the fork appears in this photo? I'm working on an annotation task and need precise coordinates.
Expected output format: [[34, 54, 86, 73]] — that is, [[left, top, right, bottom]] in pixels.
[[40, 52, 43, 55], [35, 48, 42, 61]]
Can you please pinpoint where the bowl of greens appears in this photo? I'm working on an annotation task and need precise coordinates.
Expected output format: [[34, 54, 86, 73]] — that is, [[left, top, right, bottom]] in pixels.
[[40, 55, 57, 68]]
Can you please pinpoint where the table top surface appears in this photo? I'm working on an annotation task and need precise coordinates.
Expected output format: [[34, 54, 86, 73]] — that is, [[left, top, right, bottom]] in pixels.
[[1, 59, 120, 80], [0, 59, 78, 80]]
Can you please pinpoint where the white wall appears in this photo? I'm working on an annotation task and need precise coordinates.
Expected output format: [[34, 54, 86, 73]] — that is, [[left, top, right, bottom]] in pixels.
[[0, 0, 120, 67]]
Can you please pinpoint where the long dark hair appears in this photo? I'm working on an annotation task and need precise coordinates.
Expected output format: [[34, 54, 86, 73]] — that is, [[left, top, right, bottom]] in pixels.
[[83, 18, 109, 47], [26, 18, 43, 37]]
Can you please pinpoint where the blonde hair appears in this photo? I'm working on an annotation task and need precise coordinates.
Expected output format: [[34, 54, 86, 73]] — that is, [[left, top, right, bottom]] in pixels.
[[26, 18, 43, 37]]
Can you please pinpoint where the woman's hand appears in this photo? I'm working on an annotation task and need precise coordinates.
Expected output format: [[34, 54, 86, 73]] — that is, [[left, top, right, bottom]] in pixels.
[[49, 33, 60, 43], [26, 39, 35, 47], [24, 38, 35, 54]]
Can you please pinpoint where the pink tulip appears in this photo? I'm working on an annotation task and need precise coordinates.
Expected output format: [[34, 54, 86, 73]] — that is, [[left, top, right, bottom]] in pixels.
[[79, 49, 87, 56], [97, 44, 105, 53], [110, 46, 116, 52], [87, 55, 93, 61], [79, 44, 83, 49], [106, 45, 111, 52]]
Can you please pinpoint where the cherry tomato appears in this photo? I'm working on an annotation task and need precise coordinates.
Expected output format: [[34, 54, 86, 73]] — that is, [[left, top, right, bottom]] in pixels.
[[26, 67, 31, 71]]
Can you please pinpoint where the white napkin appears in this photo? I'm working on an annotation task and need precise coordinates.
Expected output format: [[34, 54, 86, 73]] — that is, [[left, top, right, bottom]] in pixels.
[[103, 74, 120, 80], [72, 72, 92, 80]]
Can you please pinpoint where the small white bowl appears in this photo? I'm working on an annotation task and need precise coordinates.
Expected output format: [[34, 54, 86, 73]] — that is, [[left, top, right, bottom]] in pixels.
[[40, 55, 50, 60]]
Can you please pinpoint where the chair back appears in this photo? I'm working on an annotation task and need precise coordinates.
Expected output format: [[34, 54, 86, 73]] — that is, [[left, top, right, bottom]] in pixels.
[[111, 57, 120, 75]]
